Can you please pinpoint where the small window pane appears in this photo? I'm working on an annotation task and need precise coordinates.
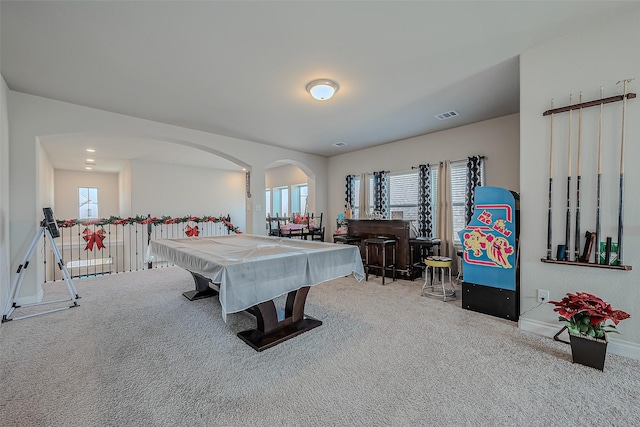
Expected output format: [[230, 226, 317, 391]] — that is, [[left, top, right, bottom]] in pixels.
[[389, 171, 419, 221], [79, 187, 99, 219], [451, 162, 467, 244], [265, 189, 271, 217]]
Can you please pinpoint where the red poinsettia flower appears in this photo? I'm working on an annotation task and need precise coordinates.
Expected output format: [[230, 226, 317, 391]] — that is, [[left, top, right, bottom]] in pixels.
[[549, 292, 630, 339]]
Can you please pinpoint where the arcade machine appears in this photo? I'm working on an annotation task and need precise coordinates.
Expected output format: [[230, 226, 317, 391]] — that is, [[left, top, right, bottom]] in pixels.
[[460, 187, 519, 321]]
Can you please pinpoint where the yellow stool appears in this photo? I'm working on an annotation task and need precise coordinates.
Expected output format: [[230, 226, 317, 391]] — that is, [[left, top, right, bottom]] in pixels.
[[422, 256, 456, 301]]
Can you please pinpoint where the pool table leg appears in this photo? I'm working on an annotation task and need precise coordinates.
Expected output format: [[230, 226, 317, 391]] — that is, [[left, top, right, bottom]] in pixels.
[[183, 272, 219, 301], [237, 286, 322, 351]]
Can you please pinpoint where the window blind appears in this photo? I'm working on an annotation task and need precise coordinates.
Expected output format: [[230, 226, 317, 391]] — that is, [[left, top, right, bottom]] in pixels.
[[389, 171, 419, 220], [451, 161, 467, 244]]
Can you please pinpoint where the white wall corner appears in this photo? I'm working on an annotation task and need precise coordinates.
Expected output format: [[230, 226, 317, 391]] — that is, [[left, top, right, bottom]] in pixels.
[[519, 318, 640, 361]]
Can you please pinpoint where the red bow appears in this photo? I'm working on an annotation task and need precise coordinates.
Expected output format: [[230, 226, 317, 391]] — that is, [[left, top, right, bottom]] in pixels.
[[83, 228, 106, 251], [185, 225, 199, 237]]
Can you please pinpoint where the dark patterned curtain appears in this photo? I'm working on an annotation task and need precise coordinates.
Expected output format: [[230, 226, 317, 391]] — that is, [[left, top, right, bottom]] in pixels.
[[345, 175, 356, 211], [465, 156, 484, 225], [373, 171, 389, 219], [417, 164, 432, 237]]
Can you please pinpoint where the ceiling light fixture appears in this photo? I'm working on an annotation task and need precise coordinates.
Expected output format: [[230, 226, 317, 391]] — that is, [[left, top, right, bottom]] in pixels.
[[85, 158, 95, 162], [85, 166, 93, 170], [306, 79, 339, 101], [86, 148, 96, 153]]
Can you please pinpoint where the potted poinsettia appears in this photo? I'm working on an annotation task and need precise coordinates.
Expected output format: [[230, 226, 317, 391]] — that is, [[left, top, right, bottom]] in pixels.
[[549, 292, 630, 370]]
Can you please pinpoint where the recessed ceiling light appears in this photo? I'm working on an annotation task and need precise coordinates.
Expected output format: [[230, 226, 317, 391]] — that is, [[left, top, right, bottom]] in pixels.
[[86, 148, 96, 153], [85, 158, 95, 162], [85, 166, 93, 170], [306, 79, 339, 101], [333, 142, 347, 147]]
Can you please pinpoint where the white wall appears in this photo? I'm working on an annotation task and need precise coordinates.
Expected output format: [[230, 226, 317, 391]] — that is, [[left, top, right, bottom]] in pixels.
[[519, 4, 640, 357], [327, 113, 520, 236], [54, 170, 120, 219], [38, 146, 55, 212], [265, 164, 308, 189], [119, 161, 132, 217], [0, 75, 10, 315], [130, 159, 245, 224], [7, 91, 327, 301]]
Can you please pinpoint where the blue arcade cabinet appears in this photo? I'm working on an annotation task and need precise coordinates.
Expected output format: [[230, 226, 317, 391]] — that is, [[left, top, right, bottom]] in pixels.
[[460, 187, 519, 321]]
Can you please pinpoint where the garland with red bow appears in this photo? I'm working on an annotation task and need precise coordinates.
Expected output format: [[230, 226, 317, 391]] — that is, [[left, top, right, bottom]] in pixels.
[[55, 214, 241, 234]]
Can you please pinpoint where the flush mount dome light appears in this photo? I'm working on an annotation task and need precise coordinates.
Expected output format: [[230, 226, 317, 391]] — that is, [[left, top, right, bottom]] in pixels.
[[306, 79, 339, 101]]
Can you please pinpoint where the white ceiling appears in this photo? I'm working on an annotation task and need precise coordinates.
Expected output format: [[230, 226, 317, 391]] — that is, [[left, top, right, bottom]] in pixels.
[[1, 1, 631, 173]]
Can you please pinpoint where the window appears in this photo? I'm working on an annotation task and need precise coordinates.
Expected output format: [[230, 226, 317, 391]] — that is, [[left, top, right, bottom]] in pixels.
[[265, 189, 271, 217], [351, 176, 361, 218], [79, 187, 98, 219], [431, 168, 438, 228], [430, 161, 482, 244], [449, 160, 484, 244], [291, 184, 308, 214], [272, 186, 289, 217], [349, 176, 374, 218], [450, 162, 467, 244], [389, 172, 419, 220]]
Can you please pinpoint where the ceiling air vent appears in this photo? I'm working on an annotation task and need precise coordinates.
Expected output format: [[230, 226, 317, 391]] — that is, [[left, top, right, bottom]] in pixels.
[[333, 142, 347, 147], [435, 110, 459, 120]]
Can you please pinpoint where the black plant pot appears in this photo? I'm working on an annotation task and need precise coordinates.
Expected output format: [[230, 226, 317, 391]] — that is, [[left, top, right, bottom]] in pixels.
[[569, 333, 608, 371]]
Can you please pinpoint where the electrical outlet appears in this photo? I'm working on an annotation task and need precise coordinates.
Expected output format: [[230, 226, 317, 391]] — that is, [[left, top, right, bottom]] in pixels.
[[537, 289, 550, 303]]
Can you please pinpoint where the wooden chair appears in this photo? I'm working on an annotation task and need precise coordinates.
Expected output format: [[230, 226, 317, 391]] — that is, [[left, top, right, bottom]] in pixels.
[[309, 213, 324, 241], [267, 215, 281, 237]]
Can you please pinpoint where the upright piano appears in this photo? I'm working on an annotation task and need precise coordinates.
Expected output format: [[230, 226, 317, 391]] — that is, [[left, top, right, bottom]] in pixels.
[[346, 219, 421, 280]]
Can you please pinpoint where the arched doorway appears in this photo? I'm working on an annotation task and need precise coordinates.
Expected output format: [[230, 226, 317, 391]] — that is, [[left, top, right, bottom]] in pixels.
[[38, 134, 250, 231], [264, 159, 323, 240]]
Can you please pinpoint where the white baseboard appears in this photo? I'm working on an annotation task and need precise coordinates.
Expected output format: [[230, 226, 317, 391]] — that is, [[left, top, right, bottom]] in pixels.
[[519, 318, 640, 361]]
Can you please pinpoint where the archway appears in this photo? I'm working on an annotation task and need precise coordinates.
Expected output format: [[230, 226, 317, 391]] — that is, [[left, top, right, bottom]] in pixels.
[[264, 158, 323, 239], [38, 133, 251, 231]]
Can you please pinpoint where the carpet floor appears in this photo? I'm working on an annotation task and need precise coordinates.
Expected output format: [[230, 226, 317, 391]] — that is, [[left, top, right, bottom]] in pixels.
[[1, 267, 639, 426]]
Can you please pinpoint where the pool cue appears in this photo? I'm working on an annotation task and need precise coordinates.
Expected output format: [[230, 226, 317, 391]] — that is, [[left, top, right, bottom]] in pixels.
[[616, 78, 634, 265], [595, 87, 603, 264], [546, 99, 554, 260], [574, 92, 583, 262], [564, 94, 573, 261]]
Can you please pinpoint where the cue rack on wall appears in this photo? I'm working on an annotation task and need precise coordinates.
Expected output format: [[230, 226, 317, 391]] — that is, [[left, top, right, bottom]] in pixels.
[[540, 83, 635, 271]]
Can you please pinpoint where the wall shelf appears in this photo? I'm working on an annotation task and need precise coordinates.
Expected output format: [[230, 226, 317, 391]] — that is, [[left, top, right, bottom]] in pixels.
[[542, 93, 635, 116], [540, 258, 632, 270]]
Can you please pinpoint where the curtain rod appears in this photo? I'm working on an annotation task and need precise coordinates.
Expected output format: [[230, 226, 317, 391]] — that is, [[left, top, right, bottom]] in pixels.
[[348, 170, 390, 175], [411, 155, 486, 170]]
